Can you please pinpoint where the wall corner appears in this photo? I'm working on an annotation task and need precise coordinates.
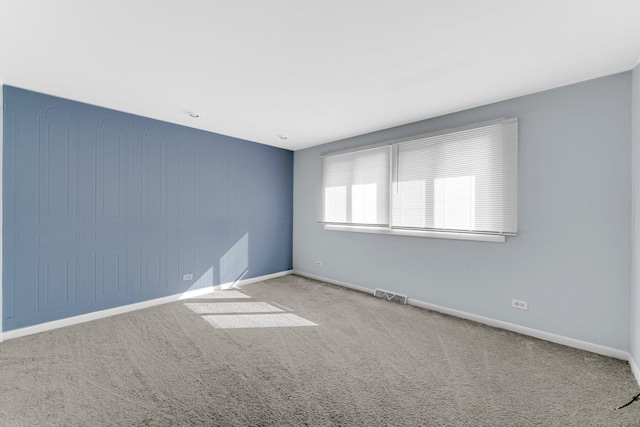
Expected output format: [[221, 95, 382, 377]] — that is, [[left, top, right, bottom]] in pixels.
[[630, 63, 640, 366], [0, 81, 4, 336]]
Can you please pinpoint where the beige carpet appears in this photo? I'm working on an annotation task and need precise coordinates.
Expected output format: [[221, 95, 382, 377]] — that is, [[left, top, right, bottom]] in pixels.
[[0, 274, 639, 426]]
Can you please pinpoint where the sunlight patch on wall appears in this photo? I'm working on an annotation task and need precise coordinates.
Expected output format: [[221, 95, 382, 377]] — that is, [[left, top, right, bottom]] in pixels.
[[193, 266, 214, 288], [220, 233, 249, 285]]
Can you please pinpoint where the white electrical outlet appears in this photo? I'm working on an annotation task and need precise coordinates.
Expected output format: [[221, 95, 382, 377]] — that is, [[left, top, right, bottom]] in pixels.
[[183, 273, 193, 281], [315, 261, 323, 267], [512, 299, 528, 310]]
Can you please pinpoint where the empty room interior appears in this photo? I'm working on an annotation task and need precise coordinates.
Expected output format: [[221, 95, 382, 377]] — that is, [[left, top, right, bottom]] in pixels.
[[2, 1, 640, 425]]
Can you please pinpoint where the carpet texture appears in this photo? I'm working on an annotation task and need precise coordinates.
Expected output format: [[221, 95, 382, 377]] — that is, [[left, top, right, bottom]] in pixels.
[[0, 274, 639, 426]]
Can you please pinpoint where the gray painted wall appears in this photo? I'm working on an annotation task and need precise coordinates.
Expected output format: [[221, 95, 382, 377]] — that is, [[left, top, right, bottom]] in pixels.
[[294, 72, 632, 351], [632, 63, 640, 361]]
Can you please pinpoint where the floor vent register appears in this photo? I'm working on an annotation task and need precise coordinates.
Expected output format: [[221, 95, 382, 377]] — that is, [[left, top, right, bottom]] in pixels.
[[373, 289, 408, 304]]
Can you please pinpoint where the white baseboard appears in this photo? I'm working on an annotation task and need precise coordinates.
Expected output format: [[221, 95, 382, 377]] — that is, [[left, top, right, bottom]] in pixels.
[[295, 271, 375, 295], [294, 270, 630, 361], [408, 298, 629, 360], [0, 270, 293, 342]]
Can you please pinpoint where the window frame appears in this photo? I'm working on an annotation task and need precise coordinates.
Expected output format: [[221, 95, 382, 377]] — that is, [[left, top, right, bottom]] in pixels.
[[318, 118, 517, 243]]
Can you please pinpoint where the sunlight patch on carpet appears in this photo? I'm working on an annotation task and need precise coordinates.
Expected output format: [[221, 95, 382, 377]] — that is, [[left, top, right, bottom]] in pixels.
[[203, 313, 318, 329], [190, 290, 250, 299], [185, 302, 283, 314]]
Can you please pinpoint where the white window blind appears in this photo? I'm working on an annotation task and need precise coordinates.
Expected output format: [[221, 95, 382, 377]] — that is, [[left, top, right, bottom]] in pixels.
[[392, 118, 517, 235], [319, 118, 517, 239], [321, 146, 391, 227]]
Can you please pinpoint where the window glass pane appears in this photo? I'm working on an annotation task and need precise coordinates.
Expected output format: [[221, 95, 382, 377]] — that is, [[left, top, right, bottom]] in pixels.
[[321, 146, 390, 226], [321, 118, 517, 236], [324, 186, 347, 223], [392, 180, 426, 228], [434, 175, 476, 230], [392, 119, 517, 234], [352, 183, 377, 224]]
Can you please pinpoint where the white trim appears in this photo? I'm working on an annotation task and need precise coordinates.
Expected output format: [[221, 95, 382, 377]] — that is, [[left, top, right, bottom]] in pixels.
[[320, 143, 391, 159], [388, 117, 515, 147], [629, 354, 640, 388], [407, 297, 628, 360], [0, 270, 293, 342], [323, 224, 506, 242], [294, 270, 629, 360], [296, 271, 375, 295]]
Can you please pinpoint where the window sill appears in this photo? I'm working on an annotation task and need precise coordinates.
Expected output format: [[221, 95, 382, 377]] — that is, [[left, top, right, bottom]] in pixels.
[[323, 224, 506, 242]]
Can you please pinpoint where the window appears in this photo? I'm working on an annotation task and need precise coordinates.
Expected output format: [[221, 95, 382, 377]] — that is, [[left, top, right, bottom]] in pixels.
[[320, 118, 518, 240], [321, 146, 391, 227]]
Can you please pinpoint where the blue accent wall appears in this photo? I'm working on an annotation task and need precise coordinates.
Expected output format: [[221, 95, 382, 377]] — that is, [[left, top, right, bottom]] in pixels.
[[2, 86, 293, 331]]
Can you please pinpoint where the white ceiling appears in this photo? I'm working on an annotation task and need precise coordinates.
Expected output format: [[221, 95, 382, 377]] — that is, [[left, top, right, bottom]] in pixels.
[[1, 1, 640, 151]]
